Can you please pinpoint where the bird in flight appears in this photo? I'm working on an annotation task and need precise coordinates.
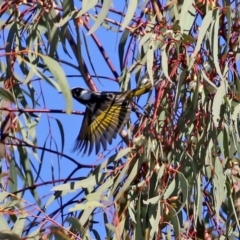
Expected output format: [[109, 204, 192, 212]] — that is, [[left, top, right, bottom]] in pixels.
[[71, 80, 157, 155]]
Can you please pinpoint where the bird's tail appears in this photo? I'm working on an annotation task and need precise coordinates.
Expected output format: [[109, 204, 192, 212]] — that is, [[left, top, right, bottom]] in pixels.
[[126, 79, 160, 99]]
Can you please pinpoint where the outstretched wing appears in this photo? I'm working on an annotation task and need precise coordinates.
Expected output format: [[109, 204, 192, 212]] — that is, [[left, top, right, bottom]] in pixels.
[[72, 100, 131, 155]]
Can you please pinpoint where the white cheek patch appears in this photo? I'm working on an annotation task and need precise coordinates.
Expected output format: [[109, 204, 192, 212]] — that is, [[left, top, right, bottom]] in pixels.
[[80, 90, 91, 100]]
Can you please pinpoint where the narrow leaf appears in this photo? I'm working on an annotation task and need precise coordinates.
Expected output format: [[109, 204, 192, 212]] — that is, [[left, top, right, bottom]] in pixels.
[[75, 0, 98, 18], [0, 88, 15, 103], [69, 201, 104, 211], [121, 0, 138, 30], [87, 0, 112, 35], [52, 174, 105, 191], [40, 55, 72, 114], [53, 118, 65, 154]]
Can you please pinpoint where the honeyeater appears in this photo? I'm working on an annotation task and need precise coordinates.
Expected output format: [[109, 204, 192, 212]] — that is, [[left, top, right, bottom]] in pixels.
[[71, 80, 157, 155]]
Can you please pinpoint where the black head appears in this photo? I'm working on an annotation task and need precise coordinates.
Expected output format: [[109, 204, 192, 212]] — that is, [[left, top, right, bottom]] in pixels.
[[71, 87, 92, 103]]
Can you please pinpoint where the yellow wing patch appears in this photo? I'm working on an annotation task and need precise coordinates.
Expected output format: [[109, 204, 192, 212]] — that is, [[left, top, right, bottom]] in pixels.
[[73, 104, 131, 155]]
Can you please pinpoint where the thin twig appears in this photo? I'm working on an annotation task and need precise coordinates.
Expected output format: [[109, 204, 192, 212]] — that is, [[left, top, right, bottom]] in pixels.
[[0, 108, 84, 115]]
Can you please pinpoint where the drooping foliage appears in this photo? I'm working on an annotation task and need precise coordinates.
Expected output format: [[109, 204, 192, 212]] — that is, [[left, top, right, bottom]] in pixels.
[[0, 1, 239, 239]]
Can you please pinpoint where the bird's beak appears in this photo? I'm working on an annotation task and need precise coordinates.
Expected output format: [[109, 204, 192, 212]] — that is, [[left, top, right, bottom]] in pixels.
[[58, 92, 62, 94]]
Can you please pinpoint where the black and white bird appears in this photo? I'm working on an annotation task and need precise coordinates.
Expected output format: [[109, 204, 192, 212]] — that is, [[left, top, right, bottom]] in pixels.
[[71, 80, 157, 155]]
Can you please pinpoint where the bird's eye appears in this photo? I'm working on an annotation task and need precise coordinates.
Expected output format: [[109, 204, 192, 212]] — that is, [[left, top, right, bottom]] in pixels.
[[74, 89, 80, 97]]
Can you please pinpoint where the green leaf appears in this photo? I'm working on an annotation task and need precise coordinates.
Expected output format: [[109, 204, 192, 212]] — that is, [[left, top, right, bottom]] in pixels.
[[55, 10, 77, 27], [168, 205, 180, 238], [143, 196, 160, 204], [9, 157, 18, 193], [0, 231, 21, 240], [139, 33, 153, 53], [79, 208, 94, 227], [75, 0, 98, 18], [114, 156, 143, 202], [120, 0, 138, 30], [53, 118, 65, 154], [49, 226, 71, 240], [54, 0, 75, 27], [18, 146, 34, 186], [23, 68, 35, 85], [224, 7, 231, 56], [118, 29, 129, 70], [6, 22, 17, 79], [87, 0, 112, 35], [45, 190, 71, 208], [194, 173, 203, 225], [146, 40, 154, 86], [177, 172, 188, 213], [0, 88, 15, 103], [189, 10, 213, 68], [163, 178, 176, 200], [0, 216, 10, 231], [86, 178, 113, 201], [39, 55, 72, 114], [12, 211, 28, 235], [179, 0, 195, 34], [212, 10, 223, 80], [17, 144, 43, 209], [174, 69, 186, 113], [128, 196, 136, 223], [161, 44, 173, 83], [201, 69, 218, 90], [213, 156, 226, 224], [212, 81, 228, 126], [112, 219, 125, 239], [65, 217, 82, 232], [69, 201, 104, 211], [93, 147, 131, 174], [22, 60, 60, 92], [149, 201, 161, 238], [52, 173, 105, 191]]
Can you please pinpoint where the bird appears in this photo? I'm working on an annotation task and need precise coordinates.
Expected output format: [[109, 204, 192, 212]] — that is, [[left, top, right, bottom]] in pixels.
[[71, 79, 158, 155]]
